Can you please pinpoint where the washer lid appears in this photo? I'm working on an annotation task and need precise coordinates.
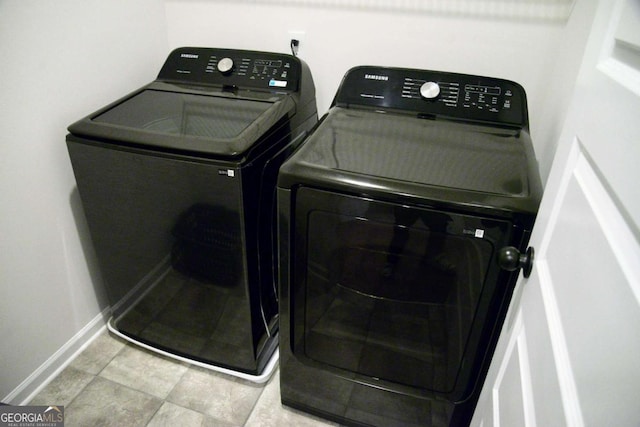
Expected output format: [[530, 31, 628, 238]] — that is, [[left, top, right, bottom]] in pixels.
[[68, 84, 294, 157], [279, 107, 542, 215]]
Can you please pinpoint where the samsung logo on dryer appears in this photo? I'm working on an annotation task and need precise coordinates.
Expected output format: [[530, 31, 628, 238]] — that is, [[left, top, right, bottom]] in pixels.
[[180, 53, 199, 59], [364, 74, 389, 81]]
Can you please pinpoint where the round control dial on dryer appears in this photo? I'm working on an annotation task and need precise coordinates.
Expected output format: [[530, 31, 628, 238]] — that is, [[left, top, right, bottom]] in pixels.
[[217, 57, 234, 74], [420, 82, 441, 99]]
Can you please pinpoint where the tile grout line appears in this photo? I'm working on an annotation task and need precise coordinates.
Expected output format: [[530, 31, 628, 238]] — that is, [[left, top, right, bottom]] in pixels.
[[143, 358, 200, 426], [241, 373, 273, 426], [62, 336, 162, 423], [63, 334, 128, 411]]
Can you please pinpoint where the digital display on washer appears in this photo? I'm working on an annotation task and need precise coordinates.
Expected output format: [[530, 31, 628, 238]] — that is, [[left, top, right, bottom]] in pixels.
[[254, 59, 283, 70], [465, 85, 501, 95]]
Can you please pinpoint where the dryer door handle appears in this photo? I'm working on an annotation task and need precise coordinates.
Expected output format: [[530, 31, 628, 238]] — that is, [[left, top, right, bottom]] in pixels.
[[498, 246, 534, 278]]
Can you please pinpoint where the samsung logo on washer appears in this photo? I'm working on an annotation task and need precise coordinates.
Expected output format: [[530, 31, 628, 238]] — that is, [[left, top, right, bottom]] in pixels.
[[364, 74, 389, 81], [180, 53, 199, 59]]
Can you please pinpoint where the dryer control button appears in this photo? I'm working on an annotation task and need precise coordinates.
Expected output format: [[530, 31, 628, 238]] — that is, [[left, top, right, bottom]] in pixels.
[[217, 57, 234, 74], [420, 82, 440, 99]]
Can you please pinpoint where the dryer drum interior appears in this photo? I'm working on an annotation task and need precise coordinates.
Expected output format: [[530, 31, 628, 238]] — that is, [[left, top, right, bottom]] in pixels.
[[66, 47, 317, 380], [277, 66, 542, 425]]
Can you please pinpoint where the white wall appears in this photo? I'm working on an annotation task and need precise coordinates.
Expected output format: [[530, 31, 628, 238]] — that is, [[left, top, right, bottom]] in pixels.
[[165, 0, 595, 181], [0, 0, 167, 403]]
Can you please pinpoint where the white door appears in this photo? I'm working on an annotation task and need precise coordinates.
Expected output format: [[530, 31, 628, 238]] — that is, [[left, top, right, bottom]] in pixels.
[[471, 0, 640, 426]]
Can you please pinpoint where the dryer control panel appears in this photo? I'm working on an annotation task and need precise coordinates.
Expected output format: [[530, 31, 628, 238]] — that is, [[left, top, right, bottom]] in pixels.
[[334, 66, 528, 128], [158, 47, 301, 92]]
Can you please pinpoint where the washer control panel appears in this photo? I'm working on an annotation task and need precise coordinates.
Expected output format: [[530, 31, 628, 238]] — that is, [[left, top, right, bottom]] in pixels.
[[334, 66, 527, 128], [157, 47, 301, 92]]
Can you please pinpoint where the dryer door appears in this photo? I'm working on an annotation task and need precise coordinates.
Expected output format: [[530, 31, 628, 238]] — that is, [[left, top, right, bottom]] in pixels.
[[292, 187, 513, 397]]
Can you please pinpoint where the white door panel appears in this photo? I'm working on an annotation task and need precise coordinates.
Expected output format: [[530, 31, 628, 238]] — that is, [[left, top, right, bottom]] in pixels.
[[495, 332, 527, 427], [471, 0, 640, 425], [521, 268, 564, 427], [549, 152, 640, 425], [581, 0, 640, 224]]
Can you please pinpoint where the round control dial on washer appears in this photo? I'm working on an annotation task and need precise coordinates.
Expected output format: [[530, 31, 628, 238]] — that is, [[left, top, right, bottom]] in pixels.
[[420, 82, 440, 99], [217, 57, 234, 74]]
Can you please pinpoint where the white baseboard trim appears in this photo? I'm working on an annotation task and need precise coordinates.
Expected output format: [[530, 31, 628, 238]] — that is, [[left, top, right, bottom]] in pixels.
[[2, 308, 110, 405]]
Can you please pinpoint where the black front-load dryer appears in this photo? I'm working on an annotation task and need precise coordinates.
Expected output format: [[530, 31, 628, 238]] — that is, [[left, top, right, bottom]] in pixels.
[[67, 47, 317, 381], [277, 66, 542, 424]]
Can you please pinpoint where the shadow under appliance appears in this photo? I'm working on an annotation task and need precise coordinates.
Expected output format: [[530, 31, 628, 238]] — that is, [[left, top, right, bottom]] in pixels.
[[67, 47, 317, 381], [277, 66, 542, 424]]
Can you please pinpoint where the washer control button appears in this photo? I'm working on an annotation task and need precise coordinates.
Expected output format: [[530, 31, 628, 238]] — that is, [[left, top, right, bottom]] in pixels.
[[217, 57, 234, 74], [420, 82, 440, 99]]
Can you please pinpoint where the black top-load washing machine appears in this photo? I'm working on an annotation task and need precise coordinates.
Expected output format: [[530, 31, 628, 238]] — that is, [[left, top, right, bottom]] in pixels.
[[277, 66, 542, 424], [67, 47, 317, 380]]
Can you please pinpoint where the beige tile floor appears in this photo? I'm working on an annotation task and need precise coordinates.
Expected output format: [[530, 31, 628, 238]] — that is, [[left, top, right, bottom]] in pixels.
[[29, 330, 339, 427]]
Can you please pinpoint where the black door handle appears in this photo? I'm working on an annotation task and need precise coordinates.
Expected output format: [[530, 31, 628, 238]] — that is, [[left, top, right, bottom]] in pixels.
[[498, 246, 534, 278]]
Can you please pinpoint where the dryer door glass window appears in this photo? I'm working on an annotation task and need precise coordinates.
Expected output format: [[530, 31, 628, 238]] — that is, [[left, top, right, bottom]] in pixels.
[[295, 188, 509, 393]]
